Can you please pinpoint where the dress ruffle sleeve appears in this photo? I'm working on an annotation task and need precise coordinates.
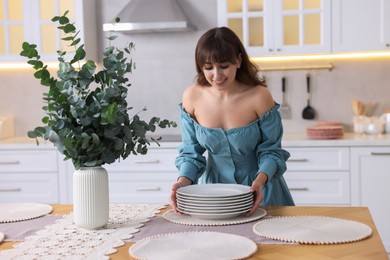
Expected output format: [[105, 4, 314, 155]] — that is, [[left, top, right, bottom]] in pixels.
[[256, 104, 290, 181], [175, 104, 207, 183]]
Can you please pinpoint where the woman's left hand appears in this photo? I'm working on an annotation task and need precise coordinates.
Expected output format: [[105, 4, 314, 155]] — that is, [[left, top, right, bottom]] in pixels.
[[247, 173, 267, 215]]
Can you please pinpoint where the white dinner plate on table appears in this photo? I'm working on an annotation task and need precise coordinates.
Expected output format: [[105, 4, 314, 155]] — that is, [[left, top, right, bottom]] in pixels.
[[176, 184, 251, 199]]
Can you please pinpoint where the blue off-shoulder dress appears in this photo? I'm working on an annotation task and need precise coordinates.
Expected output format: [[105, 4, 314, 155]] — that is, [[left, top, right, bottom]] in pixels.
[[175, 103, 294, 206]]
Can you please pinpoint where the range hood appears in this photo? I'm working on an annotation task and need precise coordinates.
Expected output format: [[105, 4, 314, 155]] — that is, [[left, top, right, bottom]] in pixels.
[[103, 0, 196, 33]]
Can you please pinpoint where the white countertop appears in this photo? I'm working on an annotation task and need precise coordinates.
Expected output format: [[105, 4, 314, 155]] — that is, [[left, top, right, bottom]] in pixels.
[[282, 132, 390, 147], [1, 133, 390, 149]]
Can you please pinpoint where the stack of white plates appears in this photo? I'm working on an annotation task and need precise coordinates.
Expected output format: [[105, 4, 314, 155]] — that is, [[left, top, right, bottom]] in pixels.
[[176, 184, 254, 220]]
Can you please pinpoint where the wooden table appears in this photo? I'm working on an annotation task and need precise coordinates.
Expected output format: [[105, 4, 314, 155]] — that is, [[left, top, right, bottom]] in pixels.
[[1, 205, 388, 259]]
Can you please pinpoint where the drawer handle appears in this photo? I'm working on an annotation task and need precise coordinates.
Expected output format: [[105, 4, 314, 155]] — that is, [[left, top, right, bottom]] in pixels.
[[0, 188, 22, 192], [133, 159, 160, 164], [288, 159, 308, 162], [136, 187, 161, 191], [0, 161, 20, 165], [371, 152, 390, 156], [289, 187, 309, 191]]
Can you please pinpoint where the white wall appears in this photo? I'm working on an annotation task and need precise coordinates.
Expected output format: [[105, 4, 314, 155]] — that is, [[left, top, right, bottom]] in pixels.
[[1, 0, 390, 137]]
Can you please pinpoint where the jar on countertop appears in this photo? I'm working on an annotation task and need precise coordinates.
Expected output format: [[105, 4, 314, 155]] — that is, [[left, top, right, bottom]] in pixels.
[[384, 110, 390, 134], [364, 116, 385, 135]]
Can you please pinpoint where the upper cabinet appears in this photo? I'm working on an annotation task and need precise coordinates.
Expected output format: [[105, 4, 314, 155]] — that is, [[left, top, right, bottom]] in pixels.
[[217, 0, 331, 56], [332, 0, 390, 53], [0, 0, 96, 63]]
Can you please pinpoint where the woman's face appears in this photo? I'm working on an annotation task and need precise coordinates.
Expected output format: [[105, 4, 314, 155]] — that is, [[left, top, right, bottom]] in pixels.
[[202, 60, 240, 89]]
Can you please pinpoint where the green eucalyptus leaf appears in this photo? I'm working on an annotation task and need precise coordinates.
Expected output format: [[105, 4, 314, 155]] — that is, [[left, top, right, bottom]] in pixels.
[[113, 137, 123, 150], [48, 130, 60, 143], [27, 130, 38, 138], [63, 23, 76, 33], [107, 36, 118, 41]]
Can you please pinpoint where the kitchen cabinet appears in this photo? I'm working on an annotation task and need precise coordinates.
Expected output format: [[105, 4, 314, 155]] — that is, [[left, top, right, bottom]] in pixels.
[[217, 0, 331, 56], [351, 147, 390, 253], [332, 0, 390, 53], [284, 147, 351, 206], [0, 149, 60, 203], [0, 0, 96, 62], [65, 144, 180, 204]]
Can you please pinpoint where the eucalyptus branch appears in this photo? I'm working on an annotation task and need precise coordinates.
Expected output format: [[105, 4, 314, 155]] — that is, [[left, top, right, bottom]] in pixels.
[[20, 11, 176, 169]]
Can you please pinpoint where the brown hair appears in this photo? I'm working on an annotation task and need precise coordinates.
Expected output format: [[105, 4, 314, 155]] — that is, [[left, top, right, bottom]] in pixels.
[[195, 27, 265, 87]]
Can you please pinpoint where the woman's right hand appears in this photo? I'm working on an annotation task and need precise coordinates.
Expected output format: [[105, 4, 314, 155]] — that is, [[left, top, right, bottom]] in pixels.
[[170, 176, 192, 213]]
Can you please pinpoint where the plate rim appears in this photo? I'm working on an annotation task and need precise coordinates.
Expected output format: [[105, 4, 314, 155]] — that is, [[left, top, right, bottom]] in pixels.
[[176, 184, 251, 198]]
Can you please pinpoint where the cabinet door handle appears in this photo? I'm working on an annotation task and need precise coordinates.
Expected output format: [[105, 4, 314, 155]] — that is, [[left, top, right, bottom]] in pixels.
[[0, 161, 20, 165], [288, 159, 309, 162], [371, 152, 390, 156], [0, 188, 22, 192], [289, 187, 309, 191], [136, 186, 161, 191], [133, 159, 160, 164]]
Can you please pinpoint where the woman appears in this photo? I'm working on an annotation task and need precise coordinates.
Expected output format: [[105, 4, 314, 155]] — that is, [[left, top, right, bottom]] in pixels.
[[171, 27, 294, 215]]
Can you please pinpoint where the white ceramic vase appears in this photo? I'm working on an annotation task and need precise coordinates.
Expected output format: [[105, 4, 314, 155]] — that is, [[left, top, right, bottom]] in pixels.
[[73, 166, 109, 229]]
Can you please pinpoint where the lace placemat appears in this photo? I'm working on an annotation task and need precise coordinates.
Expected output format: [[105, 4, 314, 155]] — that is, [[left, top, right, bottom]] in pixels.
[[253, 216, 373, 244], [0, 204, 166, 260]]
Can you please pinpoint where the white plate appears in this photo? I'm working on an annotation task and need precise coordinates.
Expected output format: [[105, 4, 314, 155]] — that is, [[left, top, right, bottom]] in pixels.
[[0, 203, 53, 223], [176, 193, 253, 203], [253, 216, 373, 244], [177, 199, 253, 211], [0, 232, 4, 243], [176, 184, 251, 199], [129, 231, 257, 260], [178, 204, 252, 215], [179, 207, 251, 220]]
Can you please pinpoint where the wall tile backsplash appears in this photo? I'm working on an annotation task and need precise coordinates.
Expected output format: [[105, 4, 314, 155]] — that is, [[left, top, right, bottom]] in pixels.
[[1, 0, 390, 137]]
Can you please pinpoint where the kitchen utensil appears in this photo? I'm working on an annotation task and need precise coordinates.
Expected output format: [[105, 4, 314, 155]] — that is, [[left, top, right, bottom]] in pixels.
[[362, 101, 372, 116], [280, 77, 291, 119], [352, 100, 364, 116], [302, 74, 316, 120]]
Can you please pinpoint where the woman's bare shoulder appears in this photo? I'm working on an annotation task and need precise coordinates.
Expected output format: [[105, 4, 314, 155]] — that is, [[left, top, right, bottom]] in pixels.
[[251, 85, 275, 117], [182, 84, 201, 115]]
